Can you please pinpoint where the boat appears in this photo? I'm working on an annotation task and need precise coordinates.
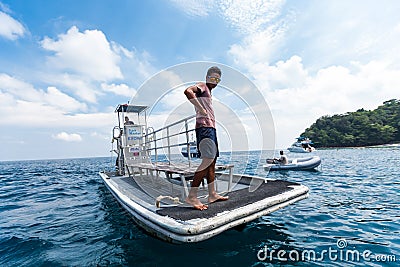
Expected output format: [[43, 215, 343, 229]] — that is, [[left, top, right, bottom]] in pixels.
[[181, 141, 200, 158], [264, 156, 321, 171], [99, 104, 310, 243], [288, 136, 315, 153]]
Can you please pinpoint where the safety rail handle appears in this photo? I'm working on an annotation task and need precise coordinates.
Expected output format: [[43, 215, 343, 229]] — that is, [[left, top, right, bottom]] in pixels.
[[143, 114, 196, 166], [150, 128, 196, 143], [149, 115, 196, 135], [151, 142, 193, 150]]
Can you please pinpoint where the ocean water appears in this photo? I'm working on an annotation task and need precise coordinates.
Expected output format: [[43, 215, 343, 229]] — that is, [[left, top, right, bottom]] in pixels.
[[0, 148, 399, 266]]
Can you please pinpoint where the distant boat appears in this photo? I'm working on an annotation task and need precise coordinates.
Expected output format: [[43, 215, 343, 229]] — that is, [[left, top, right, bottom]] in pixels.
[[264, 156, 321, 171], [181, 141, 199, 158], [368, 143, 400, 149], [288, 136, 315, 153]]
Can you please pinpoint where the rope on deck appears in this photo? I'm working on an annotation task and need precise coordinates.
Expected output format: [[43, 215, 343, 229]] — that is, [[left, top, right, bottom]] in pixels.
[[155, 195, 183, 208]]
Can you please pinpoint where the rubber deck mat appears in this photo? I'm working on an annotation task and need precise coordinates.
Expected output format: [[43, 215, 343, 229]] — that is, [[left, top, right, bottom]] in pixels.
[[156, 180, 302, 221]]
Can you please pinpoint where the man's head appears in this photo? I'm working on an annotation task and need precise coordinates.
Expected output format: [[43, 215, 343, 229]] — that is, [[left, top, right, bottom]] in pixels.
[[125, 116, 129, 122], [280, 150, 284, 155], [206, 66, 221, 89]]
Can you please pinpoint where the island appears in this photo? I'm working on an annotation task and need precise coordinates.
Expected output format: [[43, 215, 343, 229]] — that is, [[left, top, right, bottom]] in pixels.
[[300, 99, 400, 148]]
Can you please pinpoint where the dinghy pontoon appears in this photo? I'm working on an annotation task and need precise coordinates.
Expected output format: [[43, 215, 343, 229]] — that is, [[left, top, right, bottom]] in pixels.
[[264, 156, 321, 171]]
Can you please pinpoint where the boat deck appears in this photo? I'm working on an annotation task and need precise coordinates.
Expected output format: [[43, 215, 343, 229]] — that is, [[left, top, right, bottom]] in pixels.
[[106, 170, 238, 208], [104, 171, 307, 222], [157, 180, 302, 220], [125, 162, 235, 198]]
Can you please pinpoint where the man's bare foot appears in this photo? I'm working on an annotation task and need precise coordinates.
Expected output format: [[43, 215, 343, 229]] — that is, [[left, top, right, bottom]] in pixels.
[[185, 197, 208, 210], [208, 193, 229, 204]]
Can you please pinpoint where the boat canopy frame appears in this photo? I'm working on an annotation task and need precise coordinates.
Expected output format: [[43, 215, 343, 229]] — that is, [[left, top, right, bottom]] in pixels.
[[115, 104, 149, 128], [112, 103, 200, 175]]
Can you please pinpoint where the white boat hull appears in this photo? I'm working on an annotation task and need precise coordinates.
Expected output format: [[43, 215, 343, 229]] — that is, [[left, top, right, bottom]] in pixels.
[[288, 146, 312, 153], [264, 156, 321, 171], [99, 171, 309, 243], [288, 137, 315, 153]]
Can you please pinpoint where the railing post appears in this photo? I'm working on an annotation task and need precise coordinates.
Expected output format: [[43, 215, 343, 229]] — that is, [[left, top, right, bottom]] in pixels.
[[153, 131, 158, 163], [185, 118, 192, 167], [167, 127, 171, 165]]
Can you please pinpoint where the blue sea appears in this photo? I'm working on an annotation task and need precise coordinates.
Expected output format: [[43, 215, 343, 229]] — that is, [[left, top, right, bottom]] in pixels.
[[1, 148, 399, 266]]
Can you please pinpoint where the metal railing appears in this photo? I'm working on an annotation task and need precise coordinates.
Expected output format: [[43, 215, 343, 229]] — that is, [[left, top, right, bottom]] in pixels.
[[143, 115, 196, 167]]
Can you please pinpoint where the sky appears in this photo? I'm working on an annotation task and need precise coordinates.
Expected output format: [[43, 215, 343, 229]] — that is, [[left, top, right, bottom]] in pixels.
[[1, 0, 400, 161]]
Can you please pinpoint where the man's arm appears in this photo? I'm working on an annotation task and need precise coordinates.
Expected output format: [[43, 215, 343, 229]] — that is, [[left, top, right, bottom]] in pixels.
[[184, 85, 207, 115]]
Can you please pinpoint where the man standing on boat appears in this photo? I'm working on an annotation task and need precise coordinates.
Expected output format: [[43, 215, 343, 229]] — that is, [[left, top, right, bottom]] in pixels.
[[184, 66, 229, 210]]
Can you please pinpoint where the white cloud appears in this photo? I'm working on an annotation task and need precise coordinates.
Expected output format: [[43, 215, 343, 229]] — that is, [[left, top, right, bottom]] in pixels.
[[260, 56, 308, 90], [229, 24, 286, 67], [39, 27, 155, 103], [0, 74, 116, 130], [101, 83, 136, 98], [0, 92, 115, 127], [44, 86, 88, 112], [0, 73, 38, 101], [46, 73, 100, 103], [41, 26, 123, 81], [111, 42, 134, 58], [0, 11, 25, 40], [117, 45, 156, 82], [52, 132, 82, 142], [170, 0, 287, 66], [0, 73, 87, 112], [131, 69, 191, 110], [169, 0, 216, 17], [153, 71, 188, 109], [220, 0, 285, 34], [170, 0, 284, 31], [157, 85, 188, 110], [281, 1, 400, 69]]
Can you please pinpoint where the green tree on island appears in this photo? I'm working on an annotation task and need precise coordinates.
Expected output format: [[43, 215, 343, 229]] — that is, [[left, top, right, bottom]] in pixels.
[[301, 99, 400, 147]]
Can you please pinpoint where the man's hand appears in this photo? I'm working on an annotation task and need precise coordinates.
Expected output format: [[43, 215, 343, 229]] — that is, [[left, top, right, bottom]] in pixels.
[[199, 108, 207, 116]]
